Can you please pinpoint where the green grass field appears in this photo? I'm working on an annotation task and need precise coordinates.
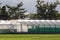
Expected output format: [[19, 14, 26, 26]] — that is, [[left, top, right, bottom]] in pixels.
[[0, 34, 60, 40]]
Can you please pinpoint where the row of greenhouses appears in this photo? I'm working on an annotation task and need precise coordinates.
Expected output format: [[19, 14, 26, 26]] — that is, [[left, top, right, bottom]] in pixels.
[[18, 20, 60, 33], [0, 20, 60, 33]]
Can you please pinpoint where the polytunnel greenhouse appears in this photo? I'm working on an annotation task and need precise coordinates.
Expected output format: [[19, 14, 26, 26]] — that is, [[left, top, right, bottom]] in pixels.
[[0, 20, 17, 33], [0, 20, 60, 34], [17, 20, 60, 34]]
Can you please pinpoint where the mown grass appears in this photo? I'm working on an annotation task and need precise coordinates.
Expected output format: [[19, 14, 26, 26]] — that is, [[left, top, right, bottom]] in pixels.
[[0, 34, 60, 40]]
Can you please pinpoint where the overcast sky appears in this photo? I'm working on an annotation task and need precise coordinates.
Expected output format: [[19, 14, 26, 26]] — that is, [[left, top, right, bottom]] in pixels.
[[0, 0, 60, 13]]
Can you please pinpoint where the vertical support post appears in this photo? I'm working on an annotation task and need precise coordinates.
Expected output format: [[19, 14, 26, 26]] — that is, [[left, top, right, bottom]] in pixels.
[[20, 23, 23, 32], [55, 24, 56, 33], [44, 24, 45, 33], [27, 24, 29, 32], [47, 22, 50, 33]]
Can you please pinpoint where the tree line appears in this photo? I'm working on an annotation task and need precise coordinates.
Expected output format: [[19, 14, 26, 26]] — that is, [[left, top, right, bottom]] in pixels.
[[30, 0, 60, 20], [0, 0, 60, 20]]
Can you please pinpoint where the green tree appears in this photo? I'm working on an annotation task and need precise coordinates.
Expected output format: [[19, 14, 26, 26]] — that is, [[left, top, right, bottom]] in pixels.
[[0, 3, 9, 20], [6, 2, 26, 19], [34, 0, 60, 20]]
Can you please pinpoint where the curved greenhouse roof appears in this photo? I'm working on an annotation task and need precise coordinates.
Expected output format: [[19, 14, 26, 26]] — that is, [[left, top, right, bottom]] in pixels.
[[17, 20, 60, 26], [0, 20, 11, 24]]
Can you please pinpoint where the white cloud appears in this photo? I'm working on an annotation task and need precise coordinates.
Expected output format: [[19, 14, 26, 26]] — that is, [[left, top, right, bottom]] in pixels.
[[22, 0, 36, 12]]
